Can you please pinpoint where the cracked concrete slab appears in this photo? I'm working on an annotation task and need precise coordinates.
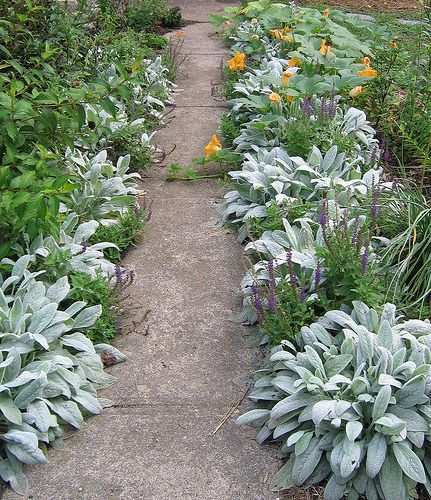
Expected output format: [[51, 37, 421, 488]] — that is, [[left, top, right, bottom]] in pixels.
[[2, 1, 278, 499]]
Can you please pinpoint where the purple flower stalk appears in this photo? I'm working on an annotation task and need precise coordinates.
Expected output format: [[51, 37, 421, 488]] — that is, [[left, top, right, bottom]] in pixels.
[[81, 240, 87, 252], [320, 96, 327, 117], [268, 260, 277, 313], [361, 246, 368, 274], [319, 200, 328, 228], [299, 284, 307, 303], [290, 273, 298, 288], [251, 282, 264, 323], [299, 266, 307, 302], [115, 265, 123, 287], [302, 97, 313, 117]]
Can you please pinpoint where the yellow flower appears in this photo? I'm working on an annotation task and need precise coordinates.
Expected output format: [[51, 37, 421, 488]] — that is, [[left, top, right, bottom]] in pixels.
[[269, 92, 281, 105], [227, 51, 246, 71], [269, 27, 293, 42], [282, 70, 294, 86], [269, 29, 283, 39], [390, 40, 398, 49], [362, 56, 371, 68], [204, 135, 222, 158], [349, 86, 363, 97], [251, 34, 260, 41], [323, 8, 329, 16], [284, 94, 295, 103], [320, 39, 335, 56], [287, 57, 300, 67], [357, 68, 377, 78]]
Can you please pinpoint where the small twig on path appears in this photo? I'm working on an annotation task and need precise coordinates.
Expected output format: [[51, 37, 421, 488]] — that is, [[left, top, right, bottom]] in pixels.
[[212, 388, 250, 435]]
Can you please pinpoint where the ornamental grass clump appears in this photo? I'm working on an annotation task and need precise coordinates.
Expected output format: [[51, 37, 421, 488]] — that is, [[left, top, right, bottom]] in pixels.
[[238, 301, 431, 500]]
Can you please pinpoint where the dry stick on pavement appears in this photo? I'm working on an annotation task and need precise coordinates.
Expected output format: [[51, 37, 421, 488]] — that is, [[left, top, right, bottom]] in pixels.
[[212, 388, 250, 435]]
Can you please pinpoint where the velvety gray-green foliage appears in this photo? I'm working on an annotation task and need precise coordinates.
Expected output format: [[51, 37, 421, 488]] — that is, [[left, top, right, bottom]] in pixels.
[[0, 257, 124, 494], [238, 301, 431, 500]]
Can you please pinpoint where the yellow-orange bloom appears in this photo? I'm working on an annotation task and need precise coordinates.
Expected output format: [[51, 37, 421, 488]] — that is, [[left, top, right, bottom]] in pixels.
[[284, 94, 295, 103], [251, 34, 260, 40], [358, 68, 377, 78], [349, 86, 363, 97], [269, 27, 293, 42], [362, 56, 371, 68], [282, 70, 294, 86], [269, 92, 281, 105], [323, 8, 329, 16], [227, 51, 246, 71], [204, 135, 222, 158], [391, 40, 398, 48], [287, 57, 300, 67], [320, 39, 335, 56]]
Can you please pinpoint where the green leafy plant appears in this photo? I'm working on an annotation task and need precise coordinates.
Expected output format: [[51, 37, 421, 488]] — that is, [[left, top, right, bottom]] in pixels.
[[68, 271, 120, 343], [0, 257, 124, 495], [90, 207, 147, 262], [238, 301, 431, 500]]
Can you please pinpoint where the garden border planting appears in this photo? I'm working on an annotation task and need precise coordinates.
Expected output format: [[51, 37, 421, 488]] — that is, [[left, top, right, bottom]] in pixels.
[[207, 1, 431, 498]]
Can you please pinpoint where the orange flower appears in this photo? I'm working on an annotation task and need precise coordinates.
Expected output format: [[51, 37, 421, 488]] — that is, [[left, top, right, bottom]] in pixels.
[[349, 86, 363, 97], [282, 70, 294, 86], [287, 57, 300, 67], [320, 39, 335, 56], [251, 34, 260, 41], [362, 56, 371, 68], [284, 94, 295, 103], [323, 8, 329, 16], [269, 92, 281, 105], [227, 51, 246, 71], [204, 135, 222, 158], [269, 29, 282, 39], [357, 68, 377, 78], [391, 40, 398, 48], [269, 28, 293, 42]]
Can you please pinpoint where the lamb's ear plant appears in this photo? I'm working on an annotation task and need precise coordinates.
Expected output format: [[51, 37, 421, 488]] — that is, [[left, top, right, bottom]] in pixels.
[[64, 150, 141, 225], [9, 214, 119, 281], [0, 256, 124, 495], [238, 301, 431, 500]]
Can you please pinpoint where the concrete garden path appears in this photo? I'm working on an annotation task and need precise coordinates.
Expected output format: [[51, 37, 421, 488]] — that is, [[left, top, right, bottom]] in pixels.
[[4, 1, 278, 498]]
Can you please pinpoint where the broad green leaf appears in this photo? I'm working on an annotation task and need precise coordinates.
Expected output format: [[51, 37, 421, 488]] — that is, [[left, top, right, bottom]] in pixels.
[[372, 385, 392, 421], [366, 433, 387, 478], [291, 436, 322, 485], [393, 442, 426, 483]]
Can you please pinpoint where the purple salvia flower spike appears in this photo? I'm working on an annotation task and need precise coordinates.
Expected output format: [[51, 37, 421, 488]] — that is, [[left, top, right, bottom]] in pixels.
[[115, 265, 123, 287], [251, 282, 264, 323]]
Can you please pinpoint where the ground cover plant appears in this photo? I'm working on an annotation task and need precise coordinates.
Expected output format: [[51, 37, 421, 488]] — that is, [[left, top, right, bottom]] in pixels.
[[208, 0, 431, 497], [0, 0, 179, 493]]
